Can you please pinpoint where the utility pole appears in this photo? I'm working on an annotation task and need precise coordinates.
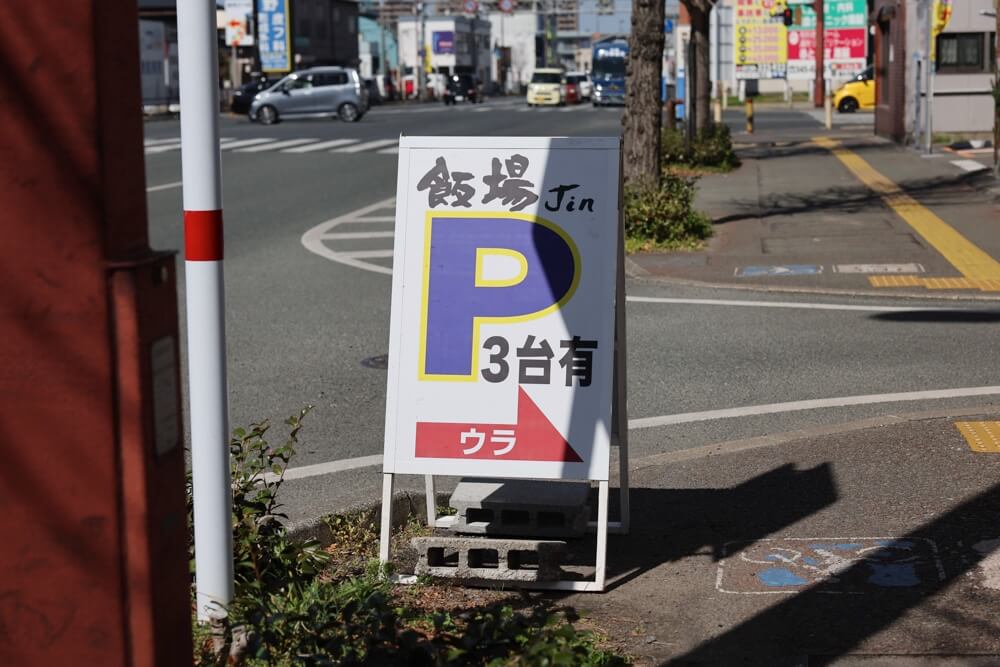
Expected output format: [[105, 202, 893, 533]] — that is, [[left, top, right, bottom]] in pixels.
[[995, 4, 999, 175], [378, 0, 388, 96], [813, 0, 824, 108]]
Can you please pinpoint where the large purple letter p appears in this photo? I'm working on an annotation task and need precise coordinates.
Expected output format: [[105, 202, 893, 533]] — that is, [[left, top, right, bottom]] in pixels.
[[420, 214, 578, 380]]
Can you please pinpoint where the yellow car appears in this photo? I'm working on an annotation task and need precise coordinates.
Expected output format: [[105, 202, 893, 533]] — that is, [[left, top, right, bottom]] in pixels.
[[527, 68, 565, 106], [834, 65, 875, 113]]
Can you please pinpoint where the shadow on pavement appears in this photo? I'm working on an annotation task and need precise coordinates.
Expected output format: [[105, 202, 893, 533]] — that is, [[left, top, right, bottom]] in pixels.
[[712, 171, 988, 226], [603, 463, 838, 589], [665, 481, 1000, 665], [872, 310, 1000, 324]]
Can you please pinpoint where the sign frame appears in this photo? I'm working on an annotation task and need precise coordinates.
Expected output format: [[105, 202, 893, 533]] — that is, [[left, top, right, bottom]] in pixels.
[[377, 136, 630, 592]]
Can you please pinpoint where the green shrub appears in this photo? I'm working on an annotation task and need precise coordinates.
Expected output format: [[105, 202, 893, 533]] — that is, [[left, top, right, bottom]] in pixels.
[[624, 174, 713, 252], [660, 122, 740, 171], [192, 414, 629, 666]]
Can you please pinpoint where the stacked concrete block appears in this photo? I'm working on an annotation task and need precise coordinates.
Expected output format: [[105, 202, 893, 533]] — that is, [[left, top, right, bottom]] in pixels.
[[411, 536, 565, 582], [448, 478, 590, 538]]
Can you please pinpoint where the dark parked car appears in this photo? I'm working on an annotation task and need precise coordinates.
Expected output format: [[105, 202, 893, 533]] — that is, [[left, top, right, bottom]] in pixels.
[[443, 74, 480, 105], [230, 77, 275, 115]]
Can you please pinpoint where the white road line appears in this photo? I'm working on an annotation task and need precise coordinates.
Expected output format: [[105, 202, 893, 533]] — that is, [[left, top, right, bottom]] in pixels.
[[146, 137, 237, 153], [219, 138, 277, 150], [301, 197, 398, 276], [320, 231, 394, 240], [237, 137, 318, 152], [517, 107, 532, 112], [472, 106, 491, 112], [341, 249, 394, 259], [951, 159, 988, 173], [262, 454, 384, 483], [283, 138, 359, 153], [334, 139, 398, 153], [144, 137, 181, 146], [625, 295, 944, 313], [146, 181, 183, 193], [629, 386, 1000, 430], [269, 385, 1000, 481], [377, 146, 400, 154], [344, 215, 395, 223]]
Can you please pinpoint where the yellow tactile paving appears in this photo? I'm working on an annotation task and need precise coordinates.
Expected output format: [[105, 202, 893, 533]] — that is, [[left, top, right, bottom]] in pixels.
[[812, 137, 1000, 287], [955, 421, 1000, 453], [866, 276, 1000, 292]]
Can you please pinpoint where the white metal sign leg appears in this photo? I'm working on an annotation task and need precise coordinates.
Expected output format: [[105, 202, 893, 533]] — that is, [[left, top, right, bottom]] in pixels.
[[379, 472, 395, 564], [424, 474, 437, 526]]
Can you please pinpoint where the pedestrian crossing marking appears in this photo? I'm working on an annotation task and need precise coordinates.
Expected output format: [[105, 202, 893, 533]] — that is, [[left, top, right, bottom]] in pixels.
[[219, 138, 278, 150], [237, 138, 318, 152], [868, 275, 1000, 292], [279, 138, 356, 153], [334, 139, 398, 153], [955, 421, 1000, 453]]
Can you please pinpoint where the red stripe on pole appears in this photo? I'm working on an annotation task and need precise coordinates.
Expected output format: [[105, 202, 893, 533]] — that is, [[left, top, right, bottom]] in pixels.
[[184, 210, 224, 261]]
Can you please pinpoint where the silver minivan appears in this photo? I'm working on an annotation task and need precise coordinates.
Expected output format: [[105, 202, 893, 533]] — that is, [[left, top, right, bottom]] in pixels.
[[249, 67, 368, 124]]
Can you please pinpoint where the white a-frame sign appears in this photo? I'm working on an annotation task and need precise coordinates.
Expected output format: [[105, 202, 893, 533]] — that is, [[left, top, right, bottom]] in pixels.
[[379, 136, 629, 591]]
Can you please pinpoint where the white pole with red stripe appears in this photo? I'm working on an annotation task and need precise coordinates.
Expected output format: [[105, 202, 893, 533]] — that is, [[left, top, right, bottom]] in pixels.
[[176, 0, 234, 621]]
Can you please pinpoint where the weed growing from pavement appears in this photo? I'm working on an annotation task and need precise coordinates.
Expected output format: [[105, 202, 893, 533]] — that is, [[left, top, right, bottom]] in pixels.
[[190, 411, 629, 665]]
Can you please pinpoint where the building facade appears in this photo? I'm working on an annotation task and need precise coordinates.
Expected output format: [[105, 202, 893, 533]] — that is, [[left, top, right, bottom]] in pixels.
[[874, 0, 995, 142]]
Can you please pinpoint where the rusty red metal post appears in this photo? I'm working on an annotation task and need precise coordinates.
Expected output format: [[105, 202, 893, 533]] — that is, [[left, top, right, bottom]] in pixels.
[[0, 0, 193, 665], [813, 0, 825, 107]]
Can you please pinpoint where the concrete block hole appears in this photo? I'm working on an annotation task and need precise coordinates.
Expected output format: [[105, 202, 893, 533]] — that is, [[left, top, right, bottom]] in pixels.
[[467, 548, 500, 569], [427, 547, 459, 568], [538, 512, 565, 528], [501, 509, 530, 525], [466, 508, 494, 524], [507, 550, 540, 571]]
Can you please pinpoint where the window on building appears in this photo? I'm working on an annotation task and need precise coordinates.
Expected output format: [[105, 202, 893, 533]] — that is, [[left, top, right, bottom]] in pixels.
[[936, 33, 985, 73]]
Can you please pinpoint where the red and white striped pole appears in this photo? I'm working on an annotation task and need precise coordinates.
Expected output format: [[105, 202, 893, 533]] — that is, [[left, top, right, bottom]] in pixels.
[[176, 0, 234, 620]]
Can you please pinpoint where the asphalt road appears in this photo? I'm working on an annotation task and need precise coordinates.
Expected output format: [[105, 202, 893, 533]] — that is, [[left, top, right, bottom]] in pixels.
[[143, 101, 1000, 522]]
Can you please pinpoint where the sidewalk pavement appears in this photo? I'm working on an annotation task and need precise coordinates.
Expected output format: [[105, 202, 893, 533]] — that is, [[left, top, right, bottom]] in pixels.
[[567, 406, 1000, 665], [630, 108, 1000, 299]]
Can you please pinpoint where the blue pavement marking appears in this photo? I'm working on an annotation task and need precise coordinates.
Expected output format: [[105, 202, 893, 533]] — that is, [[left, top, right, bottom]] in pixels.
[[716, 538, 945, 594], [736, 265, 823, 277]]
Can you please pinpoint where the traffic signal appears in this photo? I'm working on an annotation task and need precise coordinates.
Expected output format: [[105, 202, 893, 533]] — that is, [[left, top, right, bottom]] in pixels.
[[782, 7, 794, 26]]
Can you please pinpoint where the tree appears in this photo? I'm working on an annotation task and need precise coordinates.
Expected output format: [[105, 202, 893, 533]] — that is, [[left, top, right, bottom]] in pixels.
[[622, 0, 666, 187], [682, 0, 713, 135]]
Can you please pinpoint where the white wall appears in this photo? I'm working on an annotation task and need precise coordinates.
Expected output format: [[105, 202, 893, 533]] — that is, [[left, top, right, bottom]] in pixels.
[[486, 11, 536, 90]]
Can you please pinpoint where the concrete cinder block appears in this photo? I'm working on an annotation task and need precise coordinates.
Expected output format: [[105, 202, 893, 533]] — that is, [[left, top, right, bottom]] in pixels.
[[448, 478, 590, 538], [411, 536, 565, 582]]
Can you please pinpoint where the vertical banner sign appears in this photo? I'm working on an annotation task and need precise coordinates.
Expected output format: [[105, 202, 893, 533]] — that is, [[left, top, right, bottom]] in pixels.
[[225, 0, 255, 47], [383, 137, 620, 481], [257, 0, 291, 72], [735, 0, 788, 79], [787, 0, 867, 79]]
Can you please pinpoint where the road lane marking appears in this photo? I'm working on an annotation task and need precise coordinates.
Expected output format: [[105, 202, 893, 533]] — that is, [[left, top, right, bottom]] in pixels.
[[237, 137, 318, 152], [955, 421, 1000, 452], [319, 231, 394, 240], [341, 249, 394, 259], [334, 139, 398, 153], [262, 454, 384, 483], [301, 196, 397, 275], [813, 137, 1000, 285], [270, 388, 1000, 481], [629, 386, 1000, 430], [144, 137, 181, 146], [219, 138, 277, 150], [283, 138, 360, 153], [146, 181, 183, 192], [834, 263, 924, 274], [377, 146, 400, 154]]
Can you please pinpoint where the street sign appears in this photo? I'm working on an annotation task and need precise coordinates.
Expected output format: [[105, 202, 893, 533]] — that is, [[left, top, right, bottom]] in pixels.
[[786, 0, 867, 80], [382, 137, 621, 481], [463, 0, 479, 13], [257, 0, 291, 73], [224, 0, 254, 46], [498, 0, 515, 13]]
